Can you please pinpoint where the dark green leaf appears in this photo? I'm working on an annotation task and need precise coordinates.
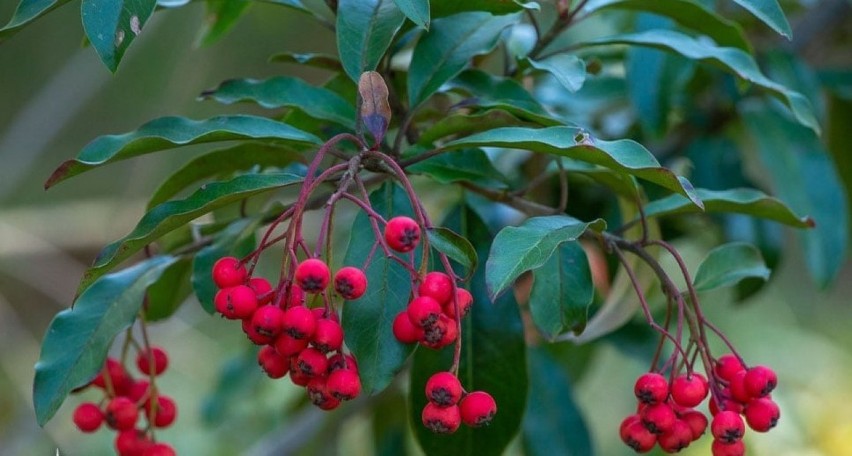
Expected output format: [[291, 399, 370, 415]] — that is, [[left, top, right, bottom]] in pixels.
[[0, 0, 72, 42], [268, 52, 342, 72], [692, 242, 770, 292], [642, 188, 814, 228], [417, 109, 536, 145], [342, 183, 417, 395], [145, 257, 193, 320], [529, 242, 594, 340], [431, 0, 523, 17], [259, 0, 309, 11], [528, 54, 586, 93], [550, 157, 639, 199], [576, 30, 818, 133], [731, 0, 791, 38], [201, 78, 356, 128], [408, 11, 520, 107], [80, 173, 303, 296], [192, 218, 261, 314], [447, 70, 562, 127], [407, 149, 508, 188], [33, 256, 177, 425], [827, 94, 852, 240], [426, 226, 478, 277], [411, 205, 527, 456], [393, 0, 429, 28], [487, 215, 605, 300], [81, 0, 158, 72], [336, 0, 405, 82], [197, 0, 251, 46], [445, 126, 704, 207], [45, 115, 320, 188], [522, 348, 592, 456]]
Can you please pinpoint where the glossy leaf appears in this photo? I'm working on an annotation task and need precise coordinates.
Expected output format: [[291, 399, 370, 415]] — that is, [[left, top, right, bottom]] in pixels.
[[336, 0, 405, 82], [426, 226, 478, 277], [576, 30, 818, 133], [411, 205, 527, 456], [33, 256, 177, 426], [80, 173, 303, 296], [407, 149, 509, 188], [731, 0, 791, 38], [692, 242, 770, 292], [192, 218, 260, 314], [359, 71, 392, 145], [393, 0, 429, 28], [418, 110, 536, 146], [201, 77, 355, 128], [642, 188, 814, 228], [45, 115, 320, 188], [81, 0, 158, 72], [445, 126, 704, 207], [342, 183, 417, 395], [431, 0, 524, 17], [529, 242, 594, 340], [0, 0, 72, 42], [528, 54, 586, 93], [268, 52, 342, 71], [197, 0, 251, 46], [145, 257, 193, 321], [408, 11, 520, 107], [447, 70, 562, 126], [486, 215, 605, 300]]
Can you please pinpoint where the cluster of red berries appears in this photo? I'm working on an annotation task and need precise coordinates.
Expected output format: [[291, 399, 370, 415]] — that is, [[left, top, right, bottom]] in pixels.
[[391, 271, 472, 349], [211, 256, 365, 410], [421, 371, 497, 434], [620, 355, 779, 455], [72, 348, 177, 456]]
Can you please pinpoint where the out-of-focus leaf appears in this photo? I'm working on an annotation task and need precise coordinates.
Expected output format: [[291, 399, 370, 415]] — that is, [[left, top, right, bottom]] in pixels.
[[33, 256, 177, 426], [81, 0, 158, 72], [529, 242, 594, 340], [407, 149, 508, 188], [268, 52, 342, 71], [431, 0, 524, 17], [145, 257, 193, 320], [426, 226, 478, 277], [693, 242, 770, 292], [730, 0, 791, 38], [45, 115, 320, 188], [528, 54, 586, 93], [393, 0, 429, 28], [763, 50, 825, 124], [0, 0, 72, 42], [197, 0, 251, 46], [192, 218, 261, 314], [336, 0, 405, 82], [201, 351, 263, 424], [448, 70, 562, 126], [827, 94, 852, 240]]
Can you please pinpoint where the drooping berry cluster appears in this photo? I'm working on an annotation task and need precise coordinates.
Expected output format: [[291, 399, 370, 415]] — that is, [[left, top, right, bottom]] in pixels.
[[392, 271, 472, 350], [72, 349, 177, 456], [421, 371, 497, 434]]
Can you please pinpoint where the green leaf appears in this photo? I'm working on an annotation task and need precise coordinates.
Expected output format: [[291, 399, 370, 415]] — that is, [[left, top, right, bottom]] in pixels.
[[731, 0, 791, 39], [336, 0, 405, 82], [0, 0, 72, 42], [197, 0, 251, 46], [447, 70, 562, 127], [426, 226, 478, 277], [444, 126, 704, 207], [583, 0, 751, 51], [528, 54, 586, 93], [528, 242, 594, 340], [417, 110, 536, 145], [147, 143, 299, 209], [411, 205, 527, 456], [393, 0, 429, 28], [33, 256, 177, 426], [408, 11, 520, 107], [342, 183, 417, 395], [201, 77, 356, 128], [486, 215, 605, 300], [827, 94, 852, 240], [431, 0, 524, 17], [268, 52, 342, 72], [642, 188, 814, 228], [192, 218, 261, 314], [81, 0, 158, 72], [260, 0, 309, 11], [407, 149, 509, 188], [692, 242, 770, 292], [200, 351, 263, 425], [575, 30, 818, 133], [80, 173, 303, 296], [522, 348, 592, 456], [145, 257, 193, 321], [45, 115, 320, 188]]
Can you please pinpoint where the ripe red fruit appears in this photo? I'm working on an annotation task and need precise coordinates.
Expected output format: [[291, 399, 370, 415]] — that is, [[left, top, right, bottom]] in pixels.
[[418, 272, 454, 304], [251, 305, 286, 338], [658, 419, 693, 453], [92, 358, 133, 393], [425, 372, 463, 407], [711, 411, 745, 443], [248, 277, 275, 305], [296, 347, 329, 377], [670, 373, 709, 408], [620, 415, 657, 453], [295, 259, 331, 293], [384, 216, 421, 252], [306, 377, 341, 410], [273, 332, 309, 357], [327, 369, 361, 400], [711, 439, 746, 456], [392, 310, 423, 344], [422, 403, 461, 434], [744, 397, 780, 432], [145, 395, 177, 428], [128, 380, 151, 403], [258, 345, 289, 379], [142, 443, 177, 456], [634, 372, 669, 405], [214, 285, 258, 319], [212, 256, 247, 288], [289, 358, 312, 387], [459, 391, 497, 427], [407, 296, 443, 328], [729, 370, 752, 404], [136, 347, 168, 376], [73, 402, 103, 433], [328, 353, 358, 373], [311, 318, 345, 353], [282, 305, 317, 339], [710, 395, 744, 416], [115, 429, 151, 456], [640, 402, 676, 435], [334, 266, 368, 300], [285, 284, 306, 308], [714, 354, 745, 382], [105, 397, 139, 431], [242, 318, 274, 345], [422, 314, 458, 349], [743, 365, 777, 398], [679, 409, 708, 440], [444, 288, 473, 319]]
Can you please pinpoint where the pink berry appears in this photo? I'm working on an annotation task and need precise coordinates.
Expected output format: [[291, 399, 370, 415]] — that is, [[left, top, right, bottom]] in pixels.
[[620, 415, 657, 453], [711, 411, 745, 443], [670, 373, 709, 408], [105, 397, 138, 431], [327, 369, 361, 401], [418, 272, 454, 304], [145, 395, 177, 428], [142, 442, 177, 456], [214, 285, 258, 319], [212, 256, 247, 288], [392, 310, 423, 344], [251, 305, 286, 338], [714, 354, 745, 382], [258, 345, 289, 379], [640, 402, 676, 435], [296, 347, 329, 377], [242, 318, 274, 345], [744, 365, 777, 398], [634, 372, 669, 405], [384, 216, 421, 253], [273, 332, 309, 357], [422, 402, 461, 434], [328, 353, 359, 373], [407, 296, 442, 328], [658, 419, 693, 453], [459, 391, 497, 427], [711, 439, 746, 456], [421, 314, 457, 349], [306, 377, 340, 411], [680, 409, 708, 440], [744, 397, 780, 432], [248, 277, 275, 305], [334, 266, 368, 300], [136, 347, 168, 377], [425, 372, 463, 407], [443, 288, 473, 319], [73, 402, 103, 433], [282, 305, 317, 339], [295, 259, 331, 293]]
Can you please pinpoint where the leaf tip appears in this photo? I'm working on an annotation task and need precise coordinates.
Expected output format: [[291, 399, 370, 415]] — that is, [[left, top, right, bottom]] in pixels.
[[44, 160, 76, 189]]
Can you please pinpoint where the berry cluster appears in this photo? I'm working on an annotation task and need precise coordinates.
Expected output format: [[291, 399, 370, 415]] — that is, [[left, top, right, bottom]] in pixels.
[[72, 349, 177, 456], [421, 372, 497, 434], [392, 271, 472, 349]]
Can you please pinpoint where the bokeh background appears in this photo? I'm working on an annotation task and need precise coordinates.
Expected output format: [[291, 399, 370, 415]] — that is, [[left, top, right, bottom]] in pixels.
[[1, 1, 850, 455]]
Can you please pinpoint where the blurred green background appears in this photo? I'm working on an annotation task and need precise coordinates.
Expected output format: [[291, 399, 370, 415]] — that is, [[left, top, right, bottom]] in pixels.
[[1, 2, 851, 455]]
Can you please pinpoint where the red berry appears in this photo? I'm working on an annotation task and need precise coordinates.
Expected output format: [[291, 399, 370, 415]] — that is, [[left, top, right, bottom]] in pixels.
[[743, 365, 777, 398], [273, 333, 309, 357], [142, 443, 177, 456], [258, 345, 289, 379], [744, 397, 780, 432], [640, 402, 676, 435], [212, 256, 247, 288], [128, 380, 151, 403], [421, 314, 457, 349], [407, 296, 442, 328], [295, 259, 331, 293], [311, 318, 345, 353], [714, 354, 745, 382], [251, 305, 286, 338], [710, 395, 744, 416], [422, 402, 461, 434], [392, 310, 423, 344], [115, 429, 151, 456], [658, 419, 693, 453], [284, 284, 306, 308], [334, 266, 368, 300], [242, 318, 274, 345], [144, 395, 177, 428], [384, 216, 421, 253], [296, 347, 329, 377], [729, 370, 752, 404], [679, 409, 708, 440], [425, 372, 463, 407], [282, 305, 317, 339], [711, 411, 745, 443], [73, 402, 103, 432], [306, 377, 341, 410], [634, 372, 669, 405], [443, 288, 473, 319], [459, 391, 497, 427], [327, 369, 361, 400], [288, 358, 312, 387], [214, 285, 258, 319], [670, 373, 709, 408], [328, 353, 359, 373], [105, 397, 139, 431], [136, 347, 168, 376], [620, 415, 656, 453], [311, 307, 340, 322], [711, 439, 746, 456], [92, 358, 133, 393], [248, 277, 275, 305], [418, 272, 454, 304]]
